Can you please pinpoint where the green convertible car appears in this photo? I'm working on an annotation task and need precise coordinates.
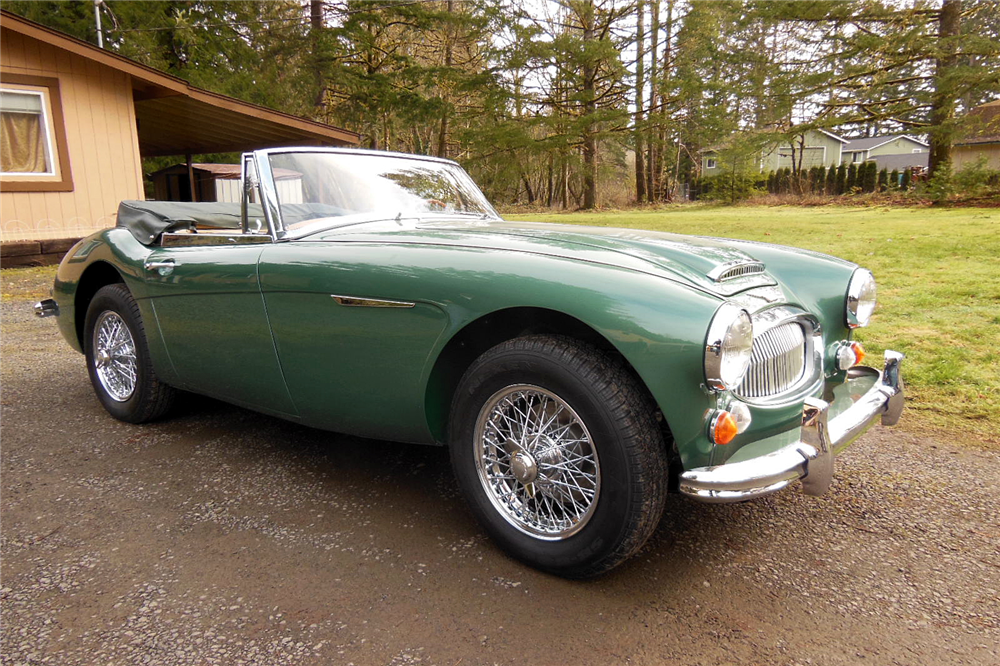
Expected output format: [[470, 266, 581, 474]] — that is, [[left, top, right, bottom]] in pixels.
[[36, 148, 904, 577]]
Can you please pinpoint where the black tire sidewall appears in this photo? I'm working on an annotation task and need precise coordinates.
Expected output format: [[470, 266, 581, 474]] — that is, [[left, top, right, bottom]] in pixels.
[[84, 285, 157, 423], [450, 345, 644, 576]]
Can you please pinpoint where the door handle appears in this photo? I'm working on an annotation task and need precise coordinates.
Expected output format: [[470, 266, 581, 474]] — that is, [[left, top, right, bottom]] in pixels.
[[144, 259, 177, 275]]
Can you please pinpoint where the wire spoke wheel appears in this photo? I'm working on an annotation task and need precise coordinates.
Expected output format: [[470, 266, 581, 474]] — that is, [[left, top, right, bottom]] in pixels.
[[92, 310, 137, 402], [474, 384, 600, 540]]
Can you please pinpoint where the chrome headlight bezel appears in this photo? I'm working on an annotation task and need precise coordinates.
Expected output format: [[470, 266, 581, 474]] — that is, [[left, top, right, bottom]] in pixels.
[[704, 303, 754, 392], [846, 269, 877, 329]]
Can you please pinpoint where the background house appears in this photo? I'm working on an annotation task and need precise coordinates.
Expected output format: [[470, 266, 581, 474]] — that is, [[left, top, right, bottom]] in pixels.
[[841, 135, 928, 171], [702, 129, 847, 175], [0, 11, 358, 266], [954, 100, 1000, 170], [702, 129, 937, 177], [765, 129, 847, 172]]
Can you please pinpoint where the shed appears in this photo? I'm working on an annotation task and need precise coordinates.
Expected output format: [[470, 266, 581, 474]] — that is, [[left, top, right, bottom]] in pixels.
[[0, 10, 359, 265], [148, 163, 304, 204]]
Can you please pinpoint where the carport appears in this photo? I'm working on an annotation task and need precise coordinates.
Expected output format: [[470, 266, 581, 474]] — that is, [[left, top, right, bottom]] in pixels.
[[1, 10, 359, 263]]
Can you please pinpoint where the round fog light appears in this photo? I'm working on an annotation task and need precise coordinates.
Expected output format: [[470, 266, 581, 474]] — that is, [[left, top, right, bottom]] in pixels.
[[836, 341, 867, 370], [836, 344, 857, 370], [729, 401, 752, 434]]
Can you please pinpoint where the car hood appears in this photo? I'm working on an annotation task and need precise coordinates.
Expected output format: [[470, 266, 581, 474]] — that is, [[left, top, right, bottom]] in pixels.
[[306, 217, 778, 296]]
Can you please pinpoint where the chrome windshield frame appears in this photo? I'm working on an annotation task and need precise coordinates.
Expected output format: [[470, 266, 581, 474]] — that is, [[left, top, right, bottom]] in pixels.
[[248, 147, 501, 240]]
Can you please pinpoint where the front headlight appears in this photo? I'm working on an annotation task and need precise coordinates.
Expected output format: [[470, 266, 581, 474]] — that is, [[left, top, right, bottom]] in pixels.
[[846, 269, 877, 328], [704, 303, 754, 391]]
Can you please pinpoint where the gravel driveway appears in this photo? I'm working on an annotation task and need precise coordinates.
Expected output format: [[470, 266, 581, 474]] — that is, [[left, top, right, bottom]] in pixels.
[[2, 269, 998, 666]]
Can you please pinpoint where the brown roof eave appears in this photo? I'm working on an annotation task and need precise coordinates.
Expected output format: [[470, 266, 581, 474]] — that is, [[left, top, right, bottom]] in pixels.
[[1, 9, 360, 147]]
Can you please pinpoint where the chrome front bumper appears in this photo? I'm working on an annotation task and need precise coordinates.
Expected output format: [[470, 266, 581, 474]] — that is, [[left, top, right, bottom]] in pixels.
[[33, 299, 59, 318], [679, 350, 904, 503]]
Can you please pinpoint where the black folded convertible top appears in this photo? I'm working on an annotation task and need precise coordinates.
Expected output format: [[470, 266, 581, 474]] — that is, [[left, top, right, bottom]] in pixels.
[[117, 200, 357, 244], [116, 201, 252, 244]]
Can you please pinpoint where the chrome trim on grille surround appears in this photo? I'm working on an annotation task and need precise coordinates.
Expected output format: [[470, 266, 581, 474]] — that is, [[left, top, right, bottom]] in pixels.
[[739, 321, 806, 399], [708, 261, 766, 282], [734, 306, 823, 406]]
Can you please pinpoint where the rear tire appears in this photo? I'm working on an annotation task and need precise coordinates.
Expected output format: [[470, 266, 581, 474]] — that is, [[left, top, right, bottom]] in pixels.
[[449, 335, 668, 578], [84, 283, 175, 423]]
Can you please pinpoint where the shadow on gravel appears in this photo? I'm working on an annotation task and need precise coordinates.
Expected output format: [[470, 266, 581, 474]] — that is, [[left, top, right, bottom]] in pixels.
[[158, 391, 773, 587]]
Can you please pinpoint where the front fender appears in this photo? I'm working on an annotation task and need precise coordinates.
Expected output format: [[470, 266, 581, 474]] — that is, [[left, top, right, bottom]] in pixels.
[[394, 244, 726, 469]]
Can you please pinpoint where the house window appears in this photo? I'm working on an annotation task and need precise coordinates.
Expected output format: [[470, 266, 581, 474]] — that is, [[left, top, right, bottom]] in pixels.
[[912, 148, 924, 153], [1, 89, 55, 174], [0, 75, 73, 192], [852, 151, 863, 163], [705, 157, 717, 169]]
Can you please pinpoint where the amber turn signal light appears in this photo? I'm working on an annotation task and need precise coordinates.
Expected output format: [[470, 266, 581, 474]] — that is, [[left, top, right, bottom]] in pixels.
[[711, 411, 739, 445], [850, 341, 866, 366]]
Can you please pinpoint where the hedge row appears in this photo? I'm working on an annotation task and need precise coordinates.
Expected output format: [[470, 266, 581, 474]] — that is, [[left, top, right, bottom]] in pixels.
[[764, 162, 914, 195], [691, 162, 918, 201]]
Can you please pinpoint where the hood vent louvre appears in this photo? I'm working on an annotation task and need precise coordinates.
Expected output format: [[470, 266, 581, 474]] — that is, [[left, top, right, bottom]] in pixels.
[[710, 261, 765, 282]]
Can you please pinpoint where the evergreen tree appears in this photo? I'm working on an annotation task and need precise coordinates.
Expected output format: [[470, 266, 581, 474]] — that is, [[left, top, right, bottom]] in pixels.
[[847, 163, 859, 192], [816, 165, 827, 194], [878, 167, 889, 192], [901, 168, 912, 191], [890, 168, 900, 190], [859, 162, 876, 193], [836, 163, 847, 195], [825, 164, 837, 194]]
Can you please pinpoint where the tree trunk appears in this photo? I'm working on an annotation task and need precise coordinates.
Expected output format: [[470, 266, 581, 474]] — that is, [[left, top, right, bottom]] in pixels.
[[560, 155, 569, 210], [653, 0, 674, 201], [634, 0, 647, 203], [310, 0, 325, 108], [521, 172, 536, 204], [581, 1, 597, 210], [436, 0, 454, 158], [546, 153, 554, 207], [646, 0, 659, 203], [928, 0, 962, 181]]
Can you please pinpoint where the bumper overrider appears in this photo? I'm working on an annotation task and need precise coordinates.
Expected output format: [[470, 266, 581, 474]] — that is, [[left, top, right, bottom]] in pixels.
[[680, 350, 904, 503]]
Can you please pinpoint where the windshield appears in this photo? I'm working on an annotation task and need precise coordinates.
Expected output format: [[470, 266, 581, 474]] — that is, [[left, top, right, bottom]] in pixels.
[[266, 151, 499, 235]]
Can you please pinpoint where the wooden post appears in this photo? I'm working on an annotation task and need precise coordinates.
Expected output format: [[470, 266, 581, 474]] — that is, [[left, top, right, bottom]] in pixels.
[[186, 153, 198, 202]]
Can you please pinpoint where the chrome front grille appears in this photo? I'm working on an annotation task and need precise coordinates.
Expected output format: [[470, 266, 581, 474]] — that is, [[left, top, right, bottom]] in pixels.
[[736, 321, 806, 399]]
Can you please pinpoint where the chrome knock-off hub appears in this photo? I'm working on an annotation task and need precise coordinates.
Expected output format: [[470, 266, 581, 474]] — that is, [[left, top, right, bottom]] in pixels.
[[510, 450, 538, 484]]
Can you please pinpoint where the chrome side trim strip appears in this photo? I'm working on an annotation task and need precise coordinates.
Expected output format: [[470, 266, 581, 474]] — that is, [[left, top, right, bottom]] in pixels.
[[679, 350, 904, 503], [160, 233, 272, 247], [331, 294, 415, 308]]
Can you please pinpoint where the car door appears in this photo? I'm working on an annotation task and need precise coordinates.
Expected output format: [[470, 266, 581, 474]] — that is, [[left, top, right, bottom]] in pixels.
[[140, 155, 296, 417], [142, 243, 297, 417], [257, 241, 449, 443]]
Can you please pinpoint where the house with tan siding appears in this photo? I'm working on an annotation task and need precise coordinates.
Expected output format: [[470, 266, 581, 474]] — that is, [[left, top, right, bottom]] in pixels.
[[954, 100, 1000, 171], [0, 10, 358, 266]]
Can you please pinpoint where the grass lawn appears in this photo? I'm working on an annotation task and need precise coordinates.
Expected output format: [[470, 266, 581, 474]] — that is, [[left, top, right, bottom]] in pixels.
[[515, 205, 1000, 447]]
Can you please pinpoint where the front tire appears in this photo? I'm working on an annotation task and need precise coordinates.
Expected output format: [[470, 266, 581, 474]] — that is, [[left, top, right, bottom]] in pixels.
[[449, 335, 668, 578], [84, 283, 175, 423]]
